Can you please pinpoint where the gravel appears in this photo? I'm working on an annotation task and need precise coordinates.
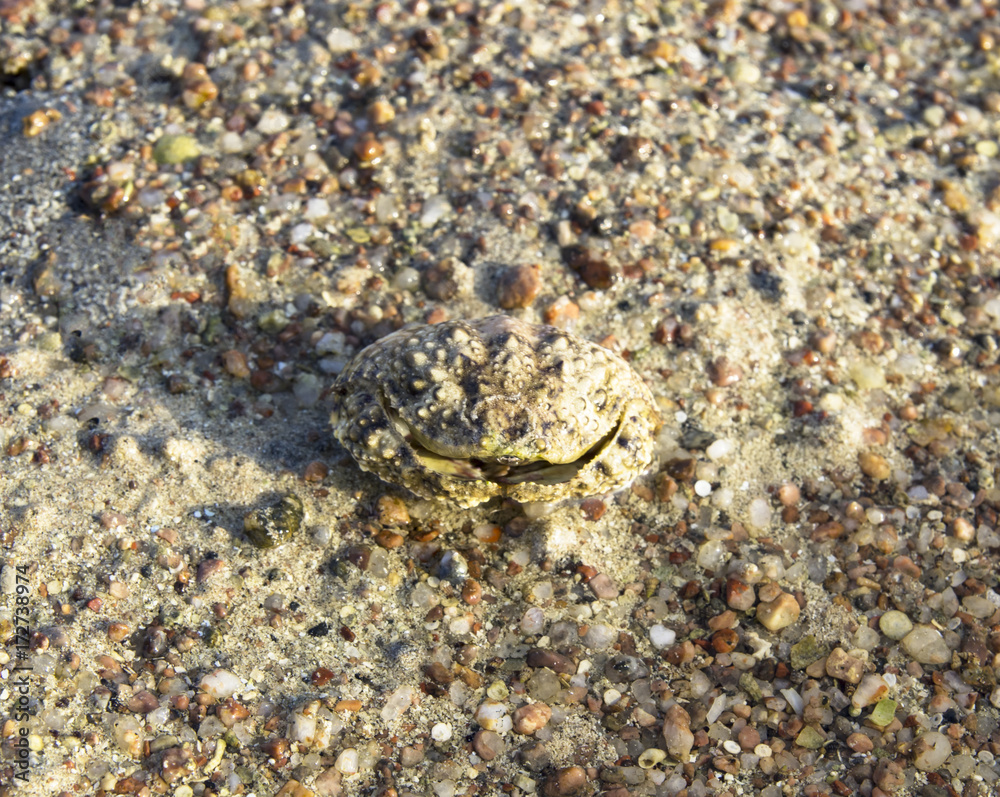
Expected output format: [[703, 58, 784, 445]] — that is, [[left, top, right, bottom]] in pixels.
[[2, 0, 1000, 794]]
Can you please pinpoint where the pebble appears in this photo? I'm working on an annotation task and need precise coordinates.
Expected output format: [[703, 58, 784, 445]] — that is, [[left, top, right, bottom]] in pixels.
[[755, 592, 800, 632], [473, 730, 504, 761], [513, 703, 552, 734], [825, 647, 864, 684], [858, 452, 891, 481], [851, 674, 888, 709], [649, 624, 676, 649], [901, 625, 951, 665], [496, 264, 541, 309], [912, 731, 951, 771], [879, 610, 913, 640], [543, 766, 588, 796], [747, 498, 773, 530], [662, 704, 693, 760], [153, 134, 200, 165], [199, 669, 241, 700]]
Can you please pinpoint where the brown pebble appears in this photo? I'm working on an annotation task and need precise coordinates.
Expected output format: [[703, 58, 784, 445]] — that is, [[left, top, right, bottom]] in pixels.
[[526, 647, 574, 674], [473, 729, 504, 760], [707, 356, 743, 387], [513, 702, 552, 734], [846, 732, 874, 753], [496, 263, 541, 309], [859, 452, 891, 481], [127, 690, 160, 714], [543, 765, 588, 797], [354, 133, 384, 166], [580, 497, 606, 521], [261, 738, 290, 768], [563, 246, 617, 290], [738, 726, 761, 750], [217, 697, 250, 727], [311, 667, 335, 687], [375, 530, 405, 549], [587, 573, 619, 600], [107, 622, 130, 642], [461, 579, 482, 605], [303, 461, 329, 482], [196, 558, 226, 584], [710, 628, 739, 653]]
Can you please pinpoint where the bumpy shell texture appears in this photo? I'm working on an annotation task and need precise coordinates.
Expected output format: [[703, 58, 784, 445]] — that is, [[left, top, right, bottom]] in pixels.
[[331, 315, 661, 508]]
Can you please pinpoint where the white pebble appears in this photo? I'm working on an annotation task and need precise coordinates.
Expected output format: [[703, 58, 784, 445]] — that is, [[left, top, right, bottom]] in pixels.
[[694, 480, 712, 497], [475, 699, 512, 732], [747, 498, 773, 530], [303, 198, 331, 220], [199, 669, 241, 700], [420, 195, 451, 227], [326, 28, 360, 52], [381, 685, 416, 723], [335, 748, 359, 774], [256, 108, 290, 135], [649, 624, 676, 649], [706, 438, 733, 461], [289, 223, 314, 245], [520, 607, 545, 634]]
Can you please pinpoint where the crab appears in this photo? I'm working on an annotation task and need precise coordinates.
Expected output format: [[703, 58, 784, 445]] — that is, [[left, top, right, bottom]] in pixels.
[[330, 315, 661, 508]]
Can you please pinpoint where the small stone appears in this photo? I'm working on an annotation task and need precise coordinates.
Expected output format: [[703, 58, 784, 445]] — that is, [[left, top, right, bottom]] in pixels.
[[107, 622, 130, 642], [153, 134, 200, 165], [726, 578, 756, 612], [869, 698, 897, 729], [879, 610, 913, 640], [513, 703, 552, 735], [729, 59, 762, 84], [825, 647, 864, 684], [790, 636, 828, 670], [200, 669, 241, 700], [851, 674, 888, 708], [587, 572, 618, 600], [221, 350, 250, 378], [795, 726, 826, 749], [859, 452, 891, 481], [707, 357, 743, 387], [755, 592, 800, 632], [127, 690, 160, 714], [335, 748, 359, 774], [526, 648, 574, 674], [196, 558, 226, 584], [375, 495, 410, 526], [474, 699, 512, 732], [901, 625, 951, 665], [912, 731, 951, 771], [496, 264, 541, 309], [848, 362, 886, 390], [662, 704, 693, 760], [874, 759, 906, 792], [543, 766, 588, 797], [846, 732, 874, 753], [473, 730, 504, 760]]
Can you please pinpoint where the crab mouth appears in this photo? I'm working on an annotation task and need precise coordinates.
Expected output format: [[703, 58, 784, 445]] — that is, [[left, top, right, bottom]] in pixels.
[[382, 398, 622, 486]]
